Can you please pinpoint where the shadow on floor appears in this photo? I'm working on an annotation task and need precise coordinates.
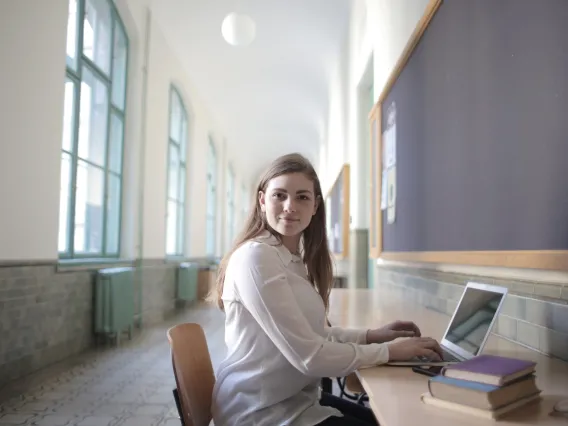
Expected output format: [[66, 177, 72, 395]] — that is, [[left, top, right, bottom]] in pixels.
[[0, 303, 226, 426]]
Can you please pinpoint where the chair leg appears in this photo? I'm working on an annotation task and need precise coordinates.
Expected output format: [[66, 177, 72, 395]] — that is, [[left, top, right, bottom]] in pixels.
[[336, 377, 357, 401], [357, 392, 369, 406], [321, 377, 333, 394], [173, 388, 185, 425], [336, 376, 369, 405]]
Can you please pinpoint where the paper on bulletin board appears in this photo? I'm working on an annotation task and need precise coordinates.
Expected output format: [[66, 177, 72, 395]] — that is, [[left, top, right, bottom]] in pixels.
[[384, 126, 396, 169], [386, 166, 396, 224], [384, 101, 397, 168], [387, 205, 395, 224], [383, 101, 397, 223], [380, 170, 388, 210]]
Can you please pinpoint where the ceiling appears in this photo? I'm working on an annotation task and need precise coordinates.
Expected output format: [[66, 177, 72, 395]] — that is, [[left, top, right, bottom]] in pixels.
[[151, 0, 352, 184]]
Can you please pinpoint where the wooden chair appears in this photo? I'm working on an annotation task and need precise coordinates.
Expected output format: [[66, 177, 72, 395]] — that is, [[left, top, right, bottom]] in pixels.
[[167, 323, 216, 426]]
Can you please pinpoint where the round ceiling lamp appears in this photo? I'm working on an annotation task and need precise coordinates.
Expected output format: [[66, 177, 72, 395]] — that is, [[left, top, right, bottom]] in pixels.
[[221, 12, 256, 46]]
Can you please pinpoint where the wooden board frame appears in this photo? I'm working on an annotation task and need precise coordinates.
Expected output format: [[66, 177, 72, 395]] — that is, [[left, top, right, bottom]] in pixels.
[[368, 0, 568, 271], [368, 103, 382, 259], [325, 164, 350, 259]]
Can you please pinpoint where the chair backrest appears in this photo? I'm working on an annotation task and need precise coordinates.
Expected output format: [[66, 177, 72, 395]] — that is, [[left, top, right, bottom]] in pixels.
[[167, 323, 216, 426]]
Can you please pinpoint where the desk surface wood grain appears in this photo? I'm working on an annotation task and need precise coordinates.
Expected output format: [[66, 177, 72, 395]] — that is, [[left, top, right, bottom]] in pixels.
[[328, 288, 568, 426]]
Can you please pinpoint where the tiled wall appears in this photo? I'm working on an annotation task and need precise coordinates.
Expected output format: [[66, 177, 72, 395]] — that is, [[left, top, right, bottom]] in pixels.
[[333, 230, 370, 289], [376, 264, 568, 362], [0, 265, 93, 388], [138, 260, 178, 327], [348, 230, 369, 289], [0, 259, 209, 389]]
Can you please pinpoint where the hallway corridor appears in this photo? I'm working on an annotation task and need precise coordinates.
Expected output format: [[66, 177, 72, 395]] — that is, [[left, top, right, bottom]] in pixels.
[[3, 0, 568, 424], [0, 305, 225, 426]]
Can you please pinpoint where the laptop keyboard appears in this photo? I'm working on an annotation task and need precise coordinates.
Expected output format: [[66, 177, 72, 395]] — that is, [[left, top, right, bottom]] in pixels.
[[416, 349, 460, 363], [441, 349, 460, 362]]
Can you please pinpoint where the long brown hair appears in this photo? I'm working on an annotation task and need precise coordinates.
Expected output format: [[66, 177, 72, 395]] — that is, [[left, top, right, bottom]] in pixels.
[[208, 153, 333, 312]]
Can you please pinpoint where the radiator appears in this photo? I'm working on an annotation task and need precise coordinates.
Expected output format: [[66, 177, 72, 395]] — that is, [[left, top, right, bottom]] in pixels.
[[94, 266, 135, 345], [177, 262, 199, 302]]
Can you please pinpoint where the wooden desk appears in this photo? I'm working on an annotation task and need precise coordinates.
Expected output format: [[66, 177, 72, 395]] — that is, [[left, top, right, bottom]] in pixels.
[[328, 288, 568, 425]]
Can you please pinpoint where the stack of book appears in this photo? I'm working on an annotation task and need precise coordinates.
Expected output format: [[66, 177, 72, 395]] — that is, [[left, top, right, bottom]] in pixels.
[[421, 354, 542, 419]]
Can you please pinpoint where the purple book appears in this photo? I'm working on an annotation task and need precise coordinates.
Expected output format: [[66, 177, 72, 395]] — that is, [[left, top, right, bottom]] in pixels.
[[442, 355, 536, 386]]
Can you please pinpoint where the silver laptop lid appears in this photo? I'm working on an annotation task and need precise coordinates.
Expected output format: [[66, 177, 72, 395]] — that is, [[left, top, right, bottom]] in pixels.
[[441, 282, 508, 360]]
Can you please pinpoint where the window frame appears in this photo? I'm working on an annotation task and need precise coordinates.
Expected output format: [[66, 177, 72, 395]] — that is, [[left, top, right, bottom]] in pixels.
[[226, 166, 235, 247], [166, 86, 189, 257], [241, 183, 248, 224], [59, 0, 129, 260], [206, 138, 217, 256]]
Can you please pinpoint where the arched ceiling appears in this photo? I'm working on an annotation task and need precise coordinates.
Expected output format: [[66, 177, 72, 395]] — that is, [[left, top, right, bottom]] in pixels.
[[151, 0, 352, 183]]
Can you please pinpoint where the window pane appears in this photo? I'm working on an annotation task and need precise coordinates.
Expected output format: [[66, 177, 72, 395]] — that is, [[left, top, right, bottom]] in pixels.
[[66, 0, 78, 70], [166, 200, 178, 255], [112, 22, 127, 110], [179, 166, 186, 203], [227, 170, 232, 198], [106, 173, 120, 254], [370, 119, 377, 248], [168, 145, 179, 200], [206, 217, 215, 256], [108, 113, 123, 173], [78, 67, 109, 166], [62, 79, 76, 152], [180, 116, 187, 161], [208, 141, 216, 170], [74, 160, 104, 254], [177, 203, 184, 254], [83, 0, 112, 75], [206, 182, 215, 217], [169, 91, 182, 143], [58, 153, 73, 253]]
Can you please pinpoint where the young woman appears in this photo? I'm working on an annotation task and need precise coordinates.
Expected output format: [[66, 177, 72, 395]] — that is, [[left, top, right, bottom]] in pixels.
[[210, 153, 442, 426]]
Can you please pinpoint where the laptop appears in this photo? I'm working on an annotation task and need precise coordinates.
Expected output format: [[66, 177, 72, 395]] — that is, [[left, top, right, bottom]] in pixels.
[[386, 281, 508, 366]]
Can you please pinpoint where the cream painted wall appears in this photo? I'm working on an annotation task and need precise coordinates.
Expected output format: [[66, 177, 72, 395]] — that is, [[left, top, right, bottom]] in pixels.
[[0, 0, 68, 261], [208, 135, 226, 258], [119, 0, 242, 259], [347, 1, 372, 230], [138, 16, 203, 258], [370, 0, 431, 100], [321, 45, 349, 195], [318, 0, 431, 227], [0, 0, 247, 262], [114, 0, 148, 261], [319, 33, 349, 196]]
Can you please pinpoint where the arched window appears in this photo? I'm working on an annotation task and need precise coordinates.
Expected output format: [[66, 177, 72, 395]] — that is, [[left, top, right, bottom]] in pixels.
[[206, 139, 217, 256], [166, 87, 188, 256], [226, 166, 235, 249], [241, 183, 248, 224], [59, 0, 129, 258]]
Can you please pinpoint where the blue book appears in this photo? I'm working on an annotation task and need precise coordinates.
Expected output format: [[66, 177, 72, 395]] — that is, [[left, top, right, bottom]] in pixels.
[[430, 375, 500, 391], [427, 374, 539, 410]]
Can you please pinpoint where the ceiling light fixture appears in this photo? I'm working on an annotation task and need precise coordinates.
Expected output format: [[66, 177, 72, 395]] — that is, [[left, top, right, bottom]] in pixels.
[[221, 12, 256, 46]]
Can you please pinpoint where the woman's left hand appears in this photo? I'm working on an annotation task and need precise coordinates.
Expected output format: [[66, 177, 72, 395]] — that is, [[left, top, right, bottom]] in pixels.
[[366, 320, 422, 344]]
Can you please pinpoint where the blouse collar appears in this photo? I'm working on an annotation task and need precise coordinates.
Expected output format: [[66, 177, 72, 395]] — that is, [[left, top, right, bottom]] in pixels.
[[254, 230, 303, 265]]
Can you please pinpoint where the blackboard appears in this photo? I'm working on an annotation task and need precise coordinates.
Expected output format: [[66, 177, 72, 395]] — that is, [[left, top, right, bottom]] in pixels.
[[372, 0, 568, 271]]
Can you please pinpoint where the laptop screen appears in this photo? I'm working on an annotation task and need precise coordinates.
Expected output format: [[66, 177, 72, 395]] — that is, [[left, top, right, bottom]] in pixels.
[[444, 286, 506, 356]]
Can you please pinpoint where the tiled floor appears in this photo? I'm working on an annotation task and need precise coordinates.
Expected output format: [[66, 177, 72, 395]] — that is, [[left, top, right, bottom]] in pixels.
[[0, 304, 226, 426]]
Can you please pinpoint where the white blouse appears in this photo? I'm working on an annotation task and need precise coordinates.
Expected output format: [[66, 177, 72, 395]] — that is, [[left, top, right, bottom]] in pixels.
[[211, 231, 389, 426]]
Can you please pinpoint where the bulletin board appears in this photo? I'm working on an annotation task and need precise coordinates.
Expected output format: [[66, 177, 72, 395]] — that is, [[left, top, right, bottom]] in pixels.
[[369, 0, 568, 271]]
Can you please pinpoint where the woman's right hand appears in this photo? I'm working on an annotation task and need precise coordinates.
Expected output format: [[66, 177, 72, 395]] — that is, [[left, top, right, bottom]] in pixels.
[[387, 337, 443, 361]]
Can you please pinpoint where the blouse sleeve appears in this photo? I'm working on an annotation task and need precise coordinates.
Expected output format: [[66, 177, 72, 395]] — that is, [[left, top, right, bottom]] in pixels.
[[230, 242, 389, 378], [324, 325, 369, 344]]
